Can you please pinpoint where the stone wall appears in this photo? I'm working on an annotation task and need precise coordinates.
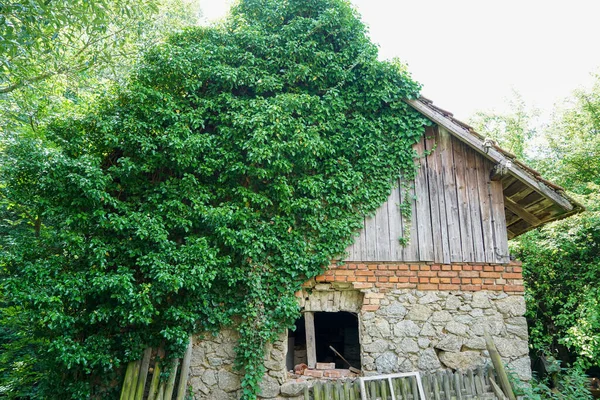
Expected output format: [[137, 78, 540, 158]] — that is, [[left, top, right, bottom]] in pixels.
[[360, 289, 531, 381]]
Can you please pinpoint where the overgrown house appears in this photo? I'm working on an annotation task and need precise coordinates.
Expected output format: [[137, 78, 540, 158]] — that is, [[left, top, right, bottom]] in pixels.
[[188, 97, 583, 399]]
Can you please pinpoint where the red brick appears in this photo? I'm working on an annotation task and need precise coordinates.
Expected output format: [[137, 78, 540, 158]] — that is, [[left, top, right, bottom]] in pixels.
[[451, 278, 461, 284], [389, 276, 399, 283], [419, 271, 437, 277], [388, 265, 399, 270], [430, 277, 440, 284], [431, 264, 441, 271], [396, 283, 417, 289], [397, 277, 409, 283], [316, 275, 327, 282], [375, 270, 394, 276], [440, 277, 451, 284], [509, 260, 523, 267], [480, 272, 501, 278], [324, 275, 334, 282], [439, 271, 458, 278], [368, 264, 378, 270], [356, 270, 374, 276], [503, 273, 523, 279], [355, 276, 367, 282], [323, 370, 344, 378], [463, 265, 473, 271], [316, 362, 336, 370], [375, 283, 394, 289], [459, 271, 480, 278], [378, 264, 388, 270], [334, 270, 353, 276], [421, 265, 431, 271], [471, 278, 482, 284], [461, 284, 482, 291], [483, 279, 495, 284], [367, 276, 377, 282], [418, 283, 439, 290], [504, 285, 525, 292], [512, 267, 523, 273], [333, 276, 347, 282], [484, 265, 495, 272], [494, 266, 505, 272], [439, 284, 460, 290], [352, 282, 373, 289], [347, 264, 357, 270], [441, 265, 452, 271], [473, 265, 483, 271], [398, 264, 409, 270], [378, 276, 389, 283], [357, 264, 367, 270], [409, 277, 419, 283], [419, 277, 430, 284], [362, 304, 380, 311], [397, 271, 416, 277], [304, 369, 324, 378], [462, 278, 471, 284], [410, 264, 420, 271], [482, 285, 503, 291], [452, 265, 462, 271]]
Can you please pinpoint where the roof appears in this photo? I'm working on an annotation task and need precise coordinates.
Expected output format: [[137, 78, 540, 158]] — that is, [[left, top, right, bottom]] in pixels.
[[406, 96, 584, 238]]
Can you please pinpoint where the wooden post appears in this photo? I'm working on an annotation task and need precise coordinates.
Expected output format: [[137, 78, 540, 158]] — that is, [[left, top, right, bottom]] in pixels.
[[304, 312, 317, 369], [484, 330, 516, 400], [128, 360, 142, 400], [176, 336, 193, 400], [120, 361, 136, 400], [163, 358, 179, 400], [148, 348, 165, 400], [134, 348, 153, 400]]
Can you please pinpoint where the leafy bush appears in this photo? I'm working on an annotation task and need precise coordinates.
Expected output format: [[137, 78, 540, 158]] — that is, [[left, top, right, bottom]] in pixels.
[[0, 0, 426, 398]]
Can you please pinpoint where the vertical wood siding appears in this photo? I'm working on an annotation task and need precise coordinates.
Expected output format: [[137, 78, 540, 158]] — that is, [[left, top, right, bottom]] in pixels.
[[345, 125, 510, 264]]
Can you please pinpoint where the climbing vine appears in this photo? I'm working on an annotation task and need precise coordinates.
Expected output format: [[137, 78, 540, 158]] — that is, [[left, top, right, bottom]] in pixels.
[[1, 0, 427, 398]]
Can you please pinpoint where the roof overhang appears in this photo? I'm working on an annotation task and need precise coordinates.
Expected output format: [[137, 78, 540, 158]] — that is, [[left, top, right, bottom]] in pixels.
[[406, 96, 584, 238]]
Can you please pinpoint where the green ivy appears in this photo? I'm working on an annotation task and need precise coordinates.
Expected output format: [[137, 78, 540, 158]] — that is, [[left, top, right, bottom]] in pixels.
[[0, 0, 427, 398]]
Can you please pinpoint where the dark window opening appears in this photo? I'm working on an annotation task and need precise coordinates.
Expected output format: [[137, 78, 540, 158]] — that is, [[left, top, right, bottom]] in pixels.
[[287, 311, 360, 371]]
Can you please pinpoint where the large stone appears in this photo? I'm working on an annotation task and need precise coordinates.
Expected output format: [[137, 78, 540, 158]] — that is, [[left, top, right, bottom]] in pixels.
[[374, 318, 391, 338], [506, 322, 529, 340], [494, 337, 529, 358], [406, 304, 433, 322], [203, 370, 218, 386], [495, 296, 526, 317], [435, 334, 463, 352], [258, 375, 280, 398], [431, 310, 452, 323], [417, 348, 441, 371], [394, 320, 421, 337], [508, 357, 533, 381], [418, 292, 440, 305], [471, 315, 505, 336], [381, 302, 408, 317], [218, 370, 241, 392], [420, 322, 438, 337], [376, 351, 398, 374], [445, 321, 469, 336], [280, 381, 308, 397], [464, 336, 487, 350], [398, 338, 419, 353], [445, 295, 462, 310], [363, 339, 389, 354], [472, 292, 493, 309], [439, 351, 485, 370]]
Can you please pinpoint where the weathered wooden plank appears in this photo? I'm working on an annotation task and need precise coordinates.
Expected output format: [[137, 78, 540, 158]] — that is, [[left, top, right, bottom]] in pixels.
[[453, 139, 474, 262], [134, 347, 153, 400], [406, 98, 573, 211], [364, 212, 377, 260], [387, 182, 404, 261], [304, 312, 317, 369], [465, 146, 485, 262], [375, 189, 392, 260], [476, 157, 496, 263], [490, 180, 509, 263], [175, 336, 193, 400], [414, 135, 434, 261], [403, 175, 420, 262], [504, 197, 542, 226], [425, 127, 448, 264], [438, 127, 463, 262]]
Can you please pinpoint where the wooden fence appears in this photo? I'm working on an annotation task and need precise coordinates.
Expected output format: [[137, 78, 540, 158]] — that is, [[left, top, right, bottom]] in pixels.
[[308, 367, 499, 400]]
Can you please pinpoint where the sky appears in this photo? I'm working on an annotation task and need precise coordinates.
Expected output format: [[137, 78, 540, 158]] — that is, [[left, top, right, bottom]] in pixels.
[[200, 0, 600, 120]]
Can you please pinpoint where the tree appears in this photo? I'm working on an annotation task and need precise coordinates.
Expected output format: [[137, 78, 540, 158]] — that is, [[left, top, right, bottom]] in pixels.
[[1, 1, 426, 398]]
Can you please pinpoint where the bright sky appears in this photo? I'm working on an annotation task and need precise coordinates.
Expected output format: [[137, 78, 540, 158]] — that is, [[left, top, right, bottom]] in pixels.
[[200, 0, 600, 120]]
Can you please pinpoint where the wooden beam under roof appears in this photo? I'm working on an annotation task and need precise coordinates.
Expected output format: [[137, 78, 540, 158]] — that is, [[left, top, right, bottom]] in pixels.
[[504, 197, 542, 227], [406, 98, 573, 211]]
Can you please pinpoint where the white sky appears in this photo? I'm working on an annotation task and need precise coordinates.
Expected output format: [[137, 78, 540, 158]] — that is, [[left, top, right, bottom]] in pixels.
[[200, 0, 600, 120]]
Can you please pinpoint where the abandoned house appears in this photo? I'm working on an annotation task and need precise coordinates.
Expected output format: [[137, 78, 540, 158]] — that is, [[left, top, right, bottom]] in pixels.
[[187, 97, 583, 399]]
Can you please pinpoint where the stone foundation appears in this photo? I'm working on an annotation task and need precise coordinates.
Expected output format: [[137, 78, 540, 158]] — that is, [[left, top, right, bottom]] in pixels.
[[189, 261, 531, 399]]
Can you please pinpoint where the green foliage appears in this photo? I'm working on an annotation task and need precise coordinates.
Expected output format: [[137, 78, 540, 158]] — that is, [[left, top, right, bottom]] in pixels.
[[0, 0, 427, 398], [510, 356, 593, 400], [469, 90, 539, 161]]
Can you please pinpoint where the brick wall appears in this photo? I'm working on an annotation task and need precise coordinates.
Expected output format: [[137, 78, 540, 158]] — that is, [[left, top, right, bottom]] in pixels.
[[308, 261, 524, 294]]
